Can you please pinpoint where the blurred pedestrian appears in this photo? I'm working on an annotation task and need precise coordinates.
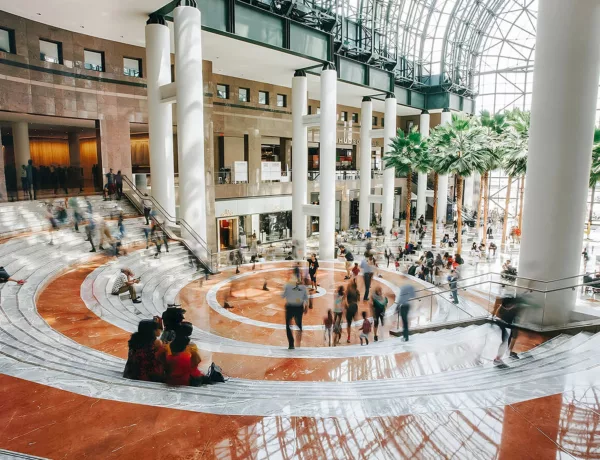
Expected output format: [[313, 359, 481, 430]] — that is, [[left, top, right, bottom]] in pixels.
[[397, 283, 415, 341], [282, 273, 309, 350]]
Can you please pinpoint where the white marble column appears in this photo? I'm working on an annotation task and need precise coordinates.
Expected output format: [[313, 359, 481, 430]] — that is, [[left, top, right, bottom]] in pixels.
[[382, 94, 397, 233], [145, 16, 176, 219], [436, 109, 452, 224], [174, 5, 207, 244], [13, 122, 30, 170], [518, 0, 600, 325], [319, 63, 337, 260], [291, 70, 308, 257], [416, 110, 430, 219], [359, 97, 372, 230]]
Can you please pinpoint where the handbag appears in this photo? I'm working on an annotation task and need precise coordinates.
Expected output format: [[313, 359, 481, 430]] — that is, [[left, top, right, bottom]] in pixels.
[[207, 362, 227, 383]]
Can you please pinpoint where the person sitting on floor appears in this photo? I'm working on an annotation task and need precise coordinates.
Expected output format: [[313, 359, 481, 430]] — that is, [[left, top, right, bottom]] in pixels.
[[161, 305, 186, 343], [166, 321, 205, 386], [123, 319, 166, 382], [111, 268, 141, 303]]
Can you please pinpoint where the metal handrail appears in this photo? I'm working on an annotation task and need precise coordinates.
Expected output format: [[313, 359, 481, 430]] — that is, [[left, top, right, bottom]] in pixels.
[[121, 175, 216, 273]]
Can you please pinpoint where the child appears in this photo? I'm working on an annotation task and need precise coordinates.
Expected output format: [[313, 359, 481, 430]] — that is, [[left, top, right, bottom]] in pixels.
[[351, 262, 360, 279], [333, 315, 342, 346], [359, 311, 372, 346], [323, 309, 333, 346]]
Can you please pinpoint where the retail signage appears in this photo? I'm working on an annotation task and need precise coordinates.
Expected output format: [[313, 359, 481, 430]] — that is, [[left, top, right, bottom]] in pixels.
[[261, 161, 282, 181], [337, 138, 381, 147], [233, 161, 248, 183]]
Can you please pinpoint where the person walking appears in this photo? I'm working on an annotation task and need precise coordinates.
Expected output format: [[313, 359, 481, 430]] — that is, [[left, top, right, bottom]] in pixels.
[[397, 283, 415, 341], [371, 286, 388, 342], [345, 280, 360, 343], [358, 311, 371, 346], [361, 256, 374, 301], [308, 253, 319, 291], [20, 165, 29, 200], [282, 273, 309, 350], [493, 295, 525, 365], [323, 309, 333, 346], [338, 245, 354, 280], [333, 285, 345, 325], [115, 170, 123, 199], [143, 194, 152, 225], [448, 269, 459, 304]]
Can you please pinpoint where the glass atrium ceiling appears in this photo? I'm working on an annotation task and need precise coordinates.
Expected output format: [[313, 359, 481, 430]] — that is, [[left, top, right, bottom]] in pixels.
[[292, 0, 537, 113]]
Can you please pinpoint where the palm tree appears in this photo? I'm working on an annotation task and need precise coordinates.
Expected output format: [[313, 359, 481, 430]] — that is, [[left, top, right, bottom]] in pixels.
[[429, 115, 489, 253], [501, 127, 528, 248], [384, 127, 429, 245], [505, 109, 530, 233], [479, 111, 509, 244], [587, 128, 600, 233]]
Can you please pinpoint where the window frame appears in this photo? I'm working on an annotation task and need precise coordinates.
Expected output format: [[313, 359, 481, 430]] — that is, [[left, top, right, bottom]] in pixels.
[[238, 87, 250, 102], [83, 49, 105, 72], [216, 83, 230, 100], [123, 57, 142, 78], [352, 113, 359, 123], [340, 111, 348, 122], [258, 90, 269, 105], [276, 94, 287, 107], [0, 27, 16, 54], [39, 38, 63, 64], [372, 116, 378, 126]]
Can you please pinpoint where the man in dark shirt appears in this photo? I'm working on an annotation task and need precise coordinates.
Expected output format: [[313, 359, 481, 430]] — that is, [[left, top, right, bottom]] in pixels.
[[493, 295, 525, 364], [282, 275, 309, 349], [338, 245, 354, 280]]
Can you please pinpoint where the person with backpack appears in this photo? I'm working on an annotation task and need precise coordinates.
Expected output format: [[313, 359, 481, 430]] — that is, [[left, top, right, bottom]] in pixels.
[[493, 295, 525, 365]]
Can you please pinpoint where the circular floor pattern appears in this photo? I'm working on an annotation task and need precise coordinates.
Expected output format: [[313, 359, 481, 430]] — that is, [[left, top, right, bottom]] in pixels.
[[206, 267, 401, 330]]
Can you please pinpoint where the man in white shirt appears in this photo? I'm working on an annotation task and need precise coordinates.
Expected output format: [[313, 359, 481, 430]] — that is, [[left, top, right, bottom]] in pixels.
[[142, 194, 152, 225], [111, 268, 141, 303]]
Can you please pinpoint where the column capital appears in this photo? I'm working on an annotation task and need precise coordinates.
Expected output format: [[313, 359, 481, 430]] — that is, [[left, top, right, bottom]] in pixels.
[[362, 96, 372, 102], [146, 14, 167, 26], [421, 109, 429, 115], [322, 62, 336, 71], [442, 107, 451, 112], [385, 92, 395, 100], [294, 70, 306, 77]]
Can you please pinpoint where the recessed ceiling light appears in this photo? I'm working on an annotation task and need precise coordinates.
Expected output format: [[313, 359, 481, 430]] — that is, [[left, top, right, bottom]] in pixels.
[[80, 25, 85, 29], [36, 12, 41, 15]]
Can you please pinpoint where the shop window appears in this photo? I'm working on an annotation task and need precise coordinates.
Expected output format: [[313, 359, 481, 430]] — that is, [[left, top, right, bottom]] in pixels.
[[217, 84, 229, 99], [123, 57, 142, 77], [340, 111, 348, 122], [239, 87, 249, 102], [352, 113, 359, 123], [276, 94, 287, 107], [39, 39, 62, 64], [258, 91, 269, 105], [308, 105, 312, 115], [381, 117, 385, 128], [0, 27, 15, 54], [84, 49, 105, 72], [372, 116, 378, 126]]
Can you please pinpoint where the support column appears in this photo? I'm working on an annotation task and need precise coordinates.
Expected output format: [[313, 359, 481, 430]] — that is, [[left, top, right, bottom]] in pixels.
[[382, 93, 397, 234], [519, 0, 600, 325], [416, 110, 430, 219], [319, 63, 337, 260], [463, 174, 474, 210], [291, 70, 308, 258], [145, 15, 176, 218], [68, 132, 80, 168], [359, 97, 373, 230], [437, 109, 452, 224], [13, 122, 30, 170], [174, 3, 207, 244]]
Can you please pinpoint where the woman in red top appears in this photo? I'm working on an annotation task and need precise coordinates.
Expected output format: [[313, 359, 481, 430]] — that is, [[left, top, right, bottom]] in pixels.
[[123, 319, 166, 382], [166, 322, 205, 386]]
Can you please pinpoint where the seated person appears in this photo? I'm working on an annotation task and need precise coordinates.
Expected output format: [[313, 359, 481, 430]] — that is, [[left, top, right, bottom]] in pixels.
[[111, 268, 141, 303], [161, 304, 186, 343], [489, 242, 497, 256], [123, 319, 166, 382], [166, 322, 205, 386], [0, 266, 25, 285]]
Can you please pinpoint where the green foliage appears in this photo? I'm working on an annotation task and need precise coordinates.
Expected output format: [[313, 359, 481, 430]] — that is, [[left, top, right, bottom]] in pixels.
[[384, 127, 429, 175], [428, 114, 489, 177], [502, 108, 530, 178], [590, 128, 600, 188]]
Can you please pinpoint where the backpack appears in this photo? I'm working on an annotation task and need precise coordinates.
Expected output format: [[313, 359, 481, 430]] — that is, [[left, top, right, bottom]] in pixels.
[[206, 362, 226, 383], [408, 265, 417, 276]]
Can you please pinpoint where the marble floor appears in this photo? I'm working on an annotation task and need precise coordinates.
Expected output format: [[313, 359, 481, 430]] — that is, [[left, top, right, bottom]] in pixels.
[[0, 218, 600, 459]]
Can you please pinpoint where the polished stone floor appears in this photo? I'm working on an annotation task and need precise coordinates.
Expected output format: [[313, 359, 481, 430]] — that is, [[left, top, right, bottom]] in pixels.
[[0, 218, 600, 459]]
